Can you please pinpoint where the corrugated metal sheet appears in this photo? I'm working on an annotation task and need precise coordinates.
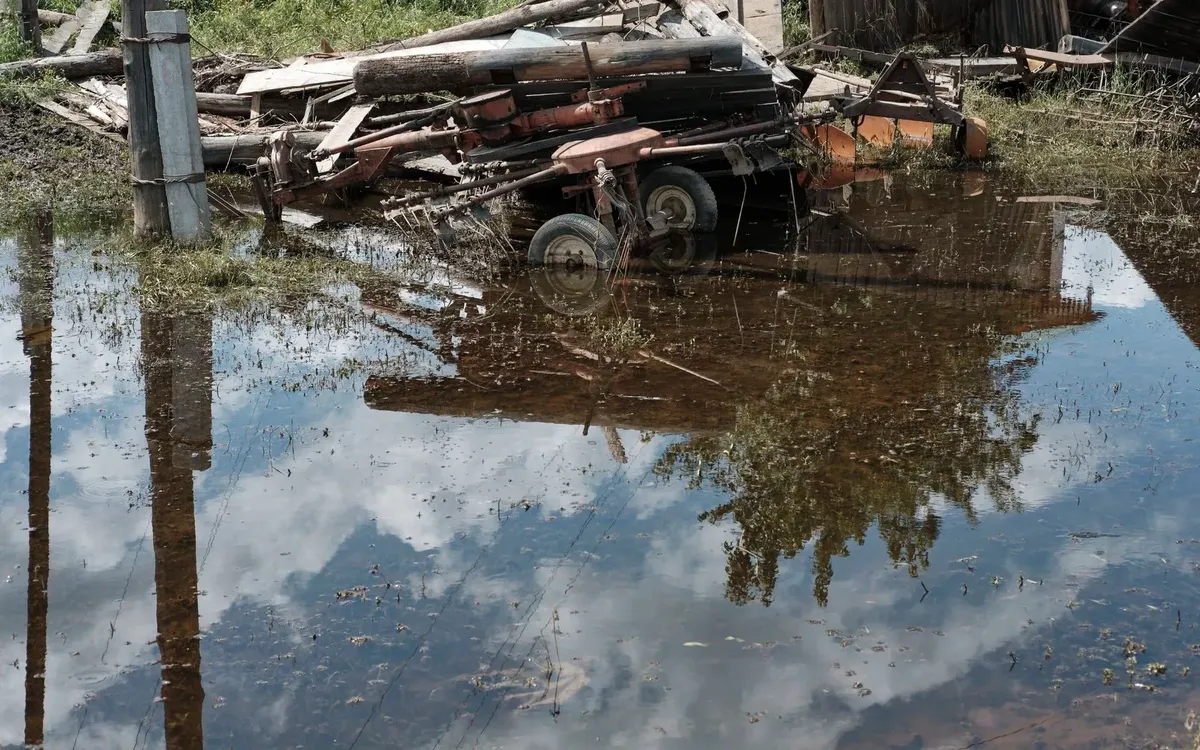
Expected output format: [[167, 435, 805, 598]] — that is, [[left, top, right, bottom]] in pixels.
[[1100, 0, 1200, 62], [812, 0, 1070, 53]]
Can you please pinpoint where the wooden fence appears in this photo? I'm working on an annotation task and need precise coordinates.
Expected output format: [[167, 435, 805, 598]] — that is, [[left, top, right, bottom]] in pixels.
[[810, 0, 1070, 53]]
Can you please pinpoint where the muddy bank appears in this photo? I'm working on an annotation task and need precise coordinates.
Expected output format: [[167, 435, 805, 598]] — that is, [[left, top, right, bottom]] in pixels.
[[0, 100, 129, 222]]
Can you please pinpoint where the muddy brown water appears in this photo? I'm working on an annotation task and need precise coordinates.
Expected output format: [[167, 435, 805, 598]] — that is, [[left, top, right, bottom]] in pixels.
[[4, 171, 1200, 749]]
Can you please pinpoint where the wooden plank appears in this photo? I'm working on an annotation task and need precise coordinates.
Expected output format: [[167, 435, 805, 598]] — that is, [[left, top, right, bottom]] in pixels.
[[43, 15, 83, 55], [68, 1, 110, 55], [33, 98, 125, 144], [316, 103, 375, 174], [146, 9, 211, 242], [656, 8, 703, 38], [1008, 46, 1110, 68], [672, 0, 797, 84]]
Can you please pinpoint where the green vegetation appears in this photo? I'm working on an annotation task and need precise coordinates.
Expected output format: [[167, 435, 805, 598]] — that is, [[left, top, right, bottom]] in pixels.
[[781, 0, 808, 49], [101, 224, 405, 307], [0, 19, 31, 64], [180, 0, 520, 60]]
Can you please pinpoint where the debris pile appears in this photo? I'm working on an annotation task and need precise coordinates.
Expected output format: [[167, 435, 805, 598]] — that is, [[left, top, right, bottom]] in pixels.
[[5, 0, 996, 265]]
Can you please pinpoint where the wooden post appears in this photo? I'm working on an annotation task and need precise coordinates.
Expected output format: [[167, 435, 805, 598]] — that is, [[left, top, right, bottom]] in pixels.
[[122, 0, 170, 237], [146, 9, 210, 242], [17, 0, 39, 48], [810, 0, 826, 38]]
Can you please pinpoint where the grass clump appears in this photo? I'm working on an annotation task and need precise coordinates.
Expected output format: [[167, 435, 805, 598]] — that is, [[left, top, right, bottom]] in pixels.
[[183, 0, 521, 59], [0, 22, 31, 64], [104, 225, 404, 307], [965, 76, 1200, 194]]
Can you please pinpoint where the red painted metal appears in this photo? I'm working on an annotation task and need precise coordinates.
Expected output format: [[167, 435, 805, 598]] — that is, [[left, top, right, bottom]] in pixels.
[[552, 127, 666, 174]]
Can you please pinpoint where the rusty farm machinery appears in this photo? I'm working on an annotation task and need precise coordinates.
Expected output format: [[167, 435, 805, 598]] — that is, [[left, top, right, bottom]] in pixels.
[[250, 43, 989, 272]]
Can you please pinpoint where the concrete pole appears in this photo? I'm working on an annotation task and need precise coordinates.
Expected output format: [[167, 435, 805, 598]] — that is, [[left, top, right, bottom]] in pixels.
[[146, 9, 210, 242], [122, 0, 171, 237]]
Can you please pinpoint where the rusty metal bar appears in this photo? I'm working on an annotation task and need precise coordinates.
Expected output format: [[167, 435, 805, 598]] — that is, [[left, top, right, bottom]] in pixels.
[[387, 164, 552, 208]]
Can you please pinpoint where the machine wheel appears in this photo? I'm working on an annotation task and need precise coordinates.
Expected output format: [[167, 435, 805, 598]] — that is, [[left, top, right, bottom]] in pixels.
[[639, 166, 719, 232], [528, 213, 618, 270]]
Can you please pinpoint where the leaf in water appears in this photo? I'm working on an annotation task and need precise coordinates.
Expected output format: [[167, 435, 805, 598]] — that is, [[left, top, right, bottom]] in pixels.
[[683, 642, 708, 647]]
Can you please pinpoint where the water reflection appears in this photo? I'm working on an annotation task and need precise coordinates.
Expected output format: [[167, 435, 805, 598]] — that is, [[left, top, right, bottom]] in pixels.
[[4, 171, 1200, 750], [18, 212, 53, 749], [367, 174, 1100, 607], [142, 304, 212, 750]]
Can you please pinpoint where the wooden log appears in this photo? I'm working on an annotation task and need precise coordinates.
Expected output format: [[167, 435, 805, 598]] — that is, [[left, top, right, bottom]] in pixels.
[[38, 8, 74, 25], [0, 49, 124, 79], [121, 0, 171, 237], [655, 8, 703, 38], [354, 37, 743, 97], [147, 10, 210, 242], [194, 92, 305, 120], [367, 0, 606, 53], [201, 131, 327, 168]]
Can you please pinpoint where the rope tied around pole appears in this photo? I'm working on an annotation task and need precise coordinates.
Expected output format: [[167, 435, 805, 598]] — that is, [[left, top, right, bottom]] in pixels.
[[131, 172, 205, 186], [121, 32, 191, 45]]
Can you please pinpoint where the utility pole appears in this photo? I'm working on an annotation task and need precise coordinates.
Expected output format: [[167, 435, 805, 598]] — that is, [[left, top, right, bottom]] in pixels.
[[122, 0, 171, 236]]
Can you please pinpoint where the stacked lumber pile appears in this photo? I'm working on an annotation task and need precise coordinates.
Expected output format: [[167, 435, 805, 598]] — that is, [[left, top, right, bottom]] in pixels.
[[4, 0, 803, 175]]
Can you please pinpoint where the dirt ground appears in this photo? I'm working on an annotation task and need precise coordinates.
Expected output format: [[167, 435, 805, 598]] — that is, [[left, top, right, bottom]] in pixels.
[[0, 101, 130, 223]]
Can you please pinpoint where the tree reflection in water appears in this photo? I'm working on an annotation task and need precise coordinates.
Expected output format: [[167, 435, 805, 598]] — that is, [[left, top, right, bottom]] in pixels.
[[656, 293, 1043, 607]]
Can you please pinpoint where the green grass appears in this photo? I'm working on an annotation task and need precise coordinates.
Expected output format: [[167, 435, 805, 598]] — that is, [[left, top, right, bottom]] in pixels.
[[182, 0, 521, 60], [0, 20, 31, 64], [781, 0, 808, 49], [964, 77, 1200, 194]]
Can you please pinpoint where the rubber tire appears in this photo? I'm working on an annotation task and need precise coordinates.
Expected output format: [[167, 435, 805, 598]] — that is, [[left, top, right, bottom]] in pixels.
[[638, 166, 719, 232], [527, 213, 618, 270]]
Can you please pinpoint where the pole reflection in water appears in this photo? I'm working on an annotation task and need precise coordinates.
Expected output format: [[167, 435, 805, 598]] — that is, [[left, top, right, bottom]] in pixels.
[[19, 212, 53, 750], [143, 303, 213, 750]]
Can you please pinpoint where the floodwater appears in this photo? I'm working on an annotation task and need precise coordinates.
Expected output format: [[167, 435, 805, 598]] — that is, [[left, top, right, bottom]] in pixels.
[[3, 171, 1200, 750]]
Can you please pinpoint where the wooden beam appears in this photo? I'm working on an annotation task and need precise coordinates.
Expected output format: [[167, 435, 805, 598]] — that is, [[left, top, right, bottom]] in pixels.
[[146, 9, 211, 242], [38, 8, 74, 25], [0, 49, 124, 78], [354, 37, 743, 97], [121, 0, 171, 237]]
